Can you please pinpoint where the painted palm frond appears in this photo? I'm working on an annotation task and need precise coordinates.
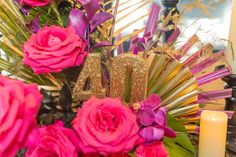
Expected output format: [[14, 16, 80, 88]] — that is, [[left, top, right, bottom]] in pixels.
[[97, 0, 152, 47], [145, 34, 231, 133]]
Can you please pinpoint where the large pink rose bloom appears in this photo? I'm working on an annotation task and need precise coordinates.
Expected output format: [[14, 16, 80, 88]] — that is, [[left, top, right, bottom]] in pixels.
[[0, 76, 42, 157], [21, 0, 51, 7], [72, 97, 141, 155], [135, 142, 169, 157], [25, 121, 80, 157], [23, 26, 87, 74]]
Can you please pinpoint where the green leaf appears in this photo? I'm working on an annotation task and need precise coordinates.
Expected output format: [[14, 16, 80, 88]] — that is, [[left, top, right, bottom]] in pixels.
[[58, 1, 72, 27], [29, 5, 60, 27], [167, 113, 186, 132], [128, 151, 136, 157], [164, 114, 196, 157], [16, 149, 26, 157], [164, 133, 195, 157]]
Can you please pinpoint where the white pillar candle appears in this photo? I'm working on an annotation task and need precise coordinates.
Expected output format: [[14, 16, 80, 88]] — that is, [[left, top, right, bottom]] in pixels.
[[198, 110, 228, 157], [226, 0, 236, 74]]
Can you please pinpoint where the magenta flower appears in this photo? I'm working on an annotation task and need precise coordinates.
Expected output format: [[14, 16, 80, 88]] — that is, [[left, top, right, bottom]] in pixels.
[[23, 26, 87, 74], [72, 97, 142, 155], [135, 141, 169, 157], [20, 0, 51, 7], [25, 121, 80, 157], [137, 94, 176, 142], [0, 76, 42, 157]]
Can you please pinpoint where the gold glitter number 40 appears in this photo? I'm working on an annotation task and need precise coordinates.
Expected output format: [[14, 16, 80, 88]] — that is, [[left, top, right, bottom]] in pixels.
[[72, 53, 106, 101], [110, 54, 148, 103], [73, 53, 148, 103]]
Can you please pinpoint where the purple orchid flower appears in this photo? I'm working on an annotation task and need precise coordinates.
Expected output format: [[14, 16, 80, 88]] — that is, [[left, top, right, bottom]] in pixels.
[[137, 94, 176, 142]]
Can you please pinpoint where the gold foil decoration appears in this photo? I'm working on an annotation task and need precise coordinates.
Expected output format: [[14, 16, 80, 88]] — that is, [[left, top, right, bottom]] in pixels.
[[161, 8, 181, 30], [72, 53, 106, 101], [110, 54, 148, 103], [183, 0, 210, 16], [200, 43, 213, 57]]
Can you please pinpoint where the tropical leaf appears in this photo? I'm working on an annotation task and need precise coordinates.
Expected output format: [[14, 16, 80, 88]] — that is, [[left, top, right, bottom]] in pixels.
[[29, 1, 66, 27], [164, 133, 195, 157], [164, 114, 195, 157]]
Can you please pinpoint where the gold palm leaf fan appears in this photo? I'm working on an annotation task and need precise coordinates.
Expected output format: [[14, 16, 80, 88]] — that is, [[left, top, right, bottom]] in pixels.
[[108, 3, 232, 134], [145, 38, 231, 134]]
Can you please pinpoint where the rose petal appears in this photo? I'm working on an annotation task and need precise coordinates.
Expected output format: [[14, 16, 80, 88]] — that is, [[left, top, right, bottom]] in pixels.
[[135, 141, 169, 157], [23, 0, 50, 7]]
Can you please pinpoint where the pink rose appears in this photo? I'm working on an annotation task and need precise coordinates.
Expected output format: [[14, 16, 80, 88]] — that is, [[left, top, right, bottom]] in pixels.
[[0, 76, 42, 157], [72, 97, 141, 155], [25, 121, 80, 157], [82, 153, 130, 157], [106, 154, 131, 157], [21, 0, 51, 7], [135, 142, 169, 157], [81, 153, 100, 157], [23, 26, 87, 74]]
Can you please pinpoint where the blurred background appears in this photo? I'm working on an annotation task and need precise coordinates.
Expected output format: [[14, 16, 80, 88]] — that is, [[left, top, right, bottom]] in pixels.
[[115, 0, 232, 50]]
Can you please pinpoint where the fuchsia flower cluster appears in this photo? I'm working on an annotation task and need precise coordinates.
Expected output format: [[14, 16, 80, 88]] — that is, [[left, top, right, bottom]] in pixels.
[[137, 95, 176, 142], [0, 76, 173, 157]]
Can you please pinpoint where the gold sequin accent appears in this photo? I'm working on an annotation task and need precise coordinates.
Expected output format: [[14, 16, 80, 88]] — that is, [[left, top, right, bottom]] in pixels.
[[110, 54, 148, 103], [72, 53, 106, 101]]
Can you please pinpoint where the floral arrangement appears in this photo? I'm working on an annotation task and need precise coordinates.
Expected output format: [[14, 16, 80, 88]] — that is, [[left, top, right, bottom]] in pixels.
[[0, 0, 232, 157]]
